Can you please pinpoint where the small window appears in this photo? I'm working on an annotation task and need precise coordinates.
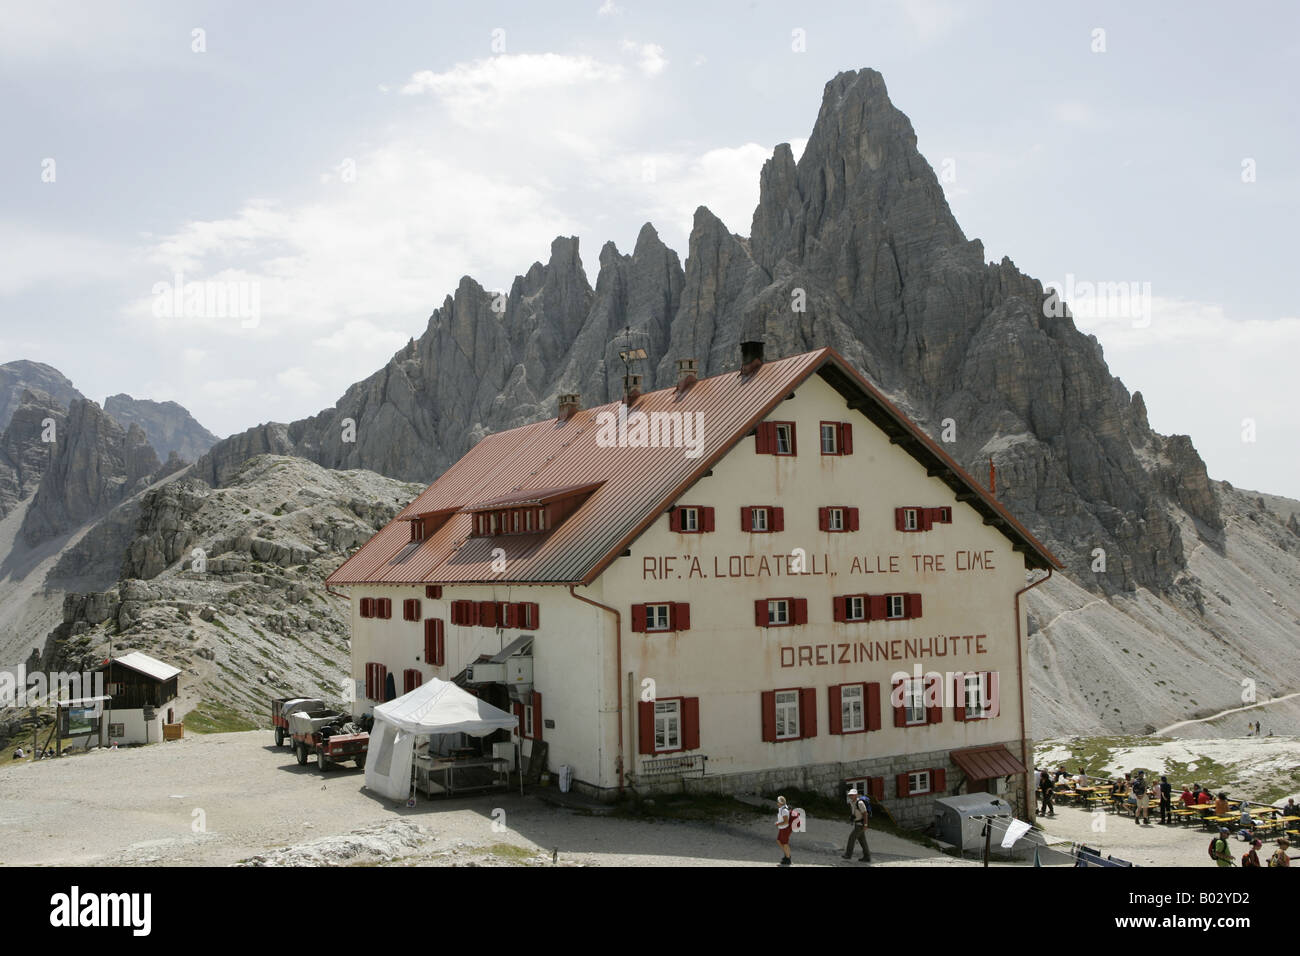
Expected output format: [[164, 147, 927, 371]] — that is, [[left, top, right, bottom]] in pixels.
[[938, 507, 952, 524], [774, 690, 800, 739], [646, 604, 672, 632], [904, 677, 926, 725], [964, 673, 987, 719], [903, 508, 919, 531], [523, 703, 535, 738], [681, 507, 699, 532], [846, 596, 865, 621], [886, 594, 905, 619], [512, 511, 520, 533], [768, 599, 790, 626], [537, 508, 547, 531], [525, 510, 534, 532], [752, 507, 768, 532], [828, 507, 844, 531], [841, 684, 865, 733], [774, 423, 794, 455], [821, 422, 838, 454], [908, 770, 932, 796], [654, 700, 681, 752]]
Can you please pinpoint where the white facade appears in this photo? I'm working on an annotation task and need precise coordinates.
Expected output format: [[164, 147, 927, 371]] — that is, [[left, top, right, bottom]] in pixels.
[[345, 372, 1045, 821]]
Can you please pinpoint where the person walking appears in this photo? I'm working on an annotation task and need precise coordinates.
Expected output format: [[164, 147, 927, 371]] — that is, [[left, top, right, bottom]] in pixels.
[[1158, 775, 1172, 824], [1211, 827, 1235, 867], [1132, 770, 1150, 826], [842, 787, 872, 862], [775, 795, 793, 865], [1039, 769, 1055, 816], [1242, 838, 1263, 867]]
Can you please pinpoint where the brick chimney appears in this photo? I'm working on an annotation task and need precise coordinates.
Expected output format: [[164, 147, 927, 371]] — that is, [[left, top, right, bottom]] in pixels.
[[622, 374, 643, 405], [558, 393, 581, 421], [675, 358, 698, 392], [741, 340, 764, 376]]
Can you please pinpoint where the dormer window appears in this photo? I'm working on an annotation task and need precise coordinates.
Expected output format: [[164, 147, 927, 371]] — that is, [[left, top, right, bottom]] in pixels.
[[464, 483, 600, 538]]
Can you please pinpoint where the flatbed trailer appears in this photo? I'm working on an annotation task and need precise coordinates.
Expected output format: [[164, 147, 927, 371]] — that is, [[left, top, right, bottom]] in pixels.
[[288, 709, 368, 771], [271, 696, 325, 747]]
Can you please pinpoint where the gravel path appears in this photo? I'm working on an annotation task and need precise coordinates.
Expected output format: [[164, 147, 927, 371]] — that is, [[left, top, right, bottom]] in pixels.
[[0, 730, 967, 867]]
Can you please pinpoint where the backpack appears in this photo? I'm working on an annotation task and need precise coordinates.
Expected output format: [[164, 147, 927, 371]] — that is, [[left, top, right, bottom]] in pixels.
[[1208, 837, 1219, 860], [1132, 778, 1147, 796]]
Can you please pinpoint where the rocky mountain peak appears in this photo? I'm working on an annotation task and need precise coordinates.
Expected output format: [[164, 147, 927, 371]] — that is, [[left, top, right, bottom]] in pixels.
[[0, 360, 83, 432], [104, 392, 220, 464]]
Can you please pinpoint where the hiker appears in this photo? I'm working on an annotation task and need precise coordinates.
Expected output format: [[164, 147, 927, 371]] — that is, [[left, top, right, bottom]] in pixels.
[[775, 795, 793, 865], [1269, 839, 1291, 868], [1211, 828, 1235, 867], [1238, 805, 1255, 830], [1132, 771, 1150, 825], [1039, 770, 1055, 816], [1256, 720, 1261, 735], [1214, 793, 1230, 816], [842, 787, 871, 862], [1180, 786, 1195, 808], [1198, 787, 1213, 805], [1159, 775, 1172, 824], [1076, 768, 1090, 788], [1283, 798, 1299, 819], [1242, 838, 1263, 867], [12, 748, 23, 760], [1111, 775, 1128, 812]]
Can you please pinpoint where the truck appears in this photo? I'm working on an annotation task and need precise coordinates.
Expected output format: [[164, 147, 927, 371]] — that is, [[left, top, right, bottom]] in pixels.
[[288, 709, 369, 771], [271, 697, 326, 747]]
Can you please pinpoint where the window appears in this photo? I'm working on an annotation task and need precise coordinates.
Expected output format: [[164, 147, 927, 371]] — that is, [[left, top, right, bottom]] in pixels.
[[410, 519, 425, 542], [821, 422, 838, 454], [631, 603, 690, 633], [908, 771, 931, 795], [425, 585, 443, 599], [964, 673, 986, 719], [819, 506, 859, 532], [896, 506, 952, 532], [359, 597, 374, 619], [755, 597, 807, 627], [774, 690, 800, 739], [903, 677, 925, 725], [820, 421, 853, 455], [402, 598, 422, 622], [403, 669, 423, 694], [896, 768, 946, 798], [525, 510, 534, 532], [646, 603, 672, 631], [364, 662, 388, 701], [755, 421, 797, 456], [840, 684, 864, 733], [654, 700, 681, 752], [741, 505, 783, 533], [514, 691, 544, 741], [886, 594, 905, 619], [520, 601, 540, 629], [846, 596, 865, 621], [523, 703, 535, 738], [374, 598, 391, 619], [670, 505, 714, 533], [903, 508, 918, 531]]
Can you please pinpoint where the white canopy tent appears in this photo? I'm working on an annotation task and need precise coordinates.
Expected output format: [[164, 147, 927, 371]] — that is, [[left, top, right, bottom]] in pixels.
[[364, 677, 519, 800]]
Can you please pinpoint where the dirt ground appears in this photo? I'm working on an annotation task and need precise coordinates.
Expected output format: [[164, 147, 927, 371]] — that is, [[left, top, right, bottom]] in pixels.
[[0, 731, 976, 867]]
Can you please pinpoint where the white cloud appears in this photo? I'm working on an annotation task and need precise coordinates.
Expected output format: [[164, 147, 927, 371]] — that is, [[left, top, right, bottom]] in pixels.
[[597, 0, 620, 15], [400, 53, 624, 119], [622, 41, 668, 77]]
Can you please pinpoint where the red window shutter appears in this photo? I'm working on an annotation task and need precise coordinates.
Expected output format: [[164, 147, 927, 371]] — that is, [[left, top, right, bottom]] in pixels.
[[501, 602, 519, 628], [847, 507, 860, 531], [755, 422, 775, 454], [867, 776, 884, 801], [638, 700, 655, 754], [701, 507, 715, 532], [866, 682, 881, 731], [925, 673, 943, 725], [920, 507, 934, 531], [466, 601, 480, 626], [360, 598, 372, 618], [425, 585, 442, 599], [761, 690, 777, 742], [375, 664, 387, 698], [833, 596, 847, 623], [379, 598, 391, 619], [892, 678, 907, 727], [435, 621, 445, 666], [771, 507, 784, 532], [513, 701, 524, 737], [630, 604, 647, 633], [828, 685, 843, 735], [682, 697, 700, 751], [740, 507, 753, 532], [839, 422, 853, 454], [673, 603, 690, 631], [449, 601, 459, 625], [788, 423, 797, 455], [423, 619, 436, 664], [670, 507, 684, 532], [987, 671, 1001, 718], [869, 595, 888, 621], [818, 507, 830, 531], [755, 599, 768, 628], [897, 773, 910, 798], [403, 669, 422, 693], [906, 593, 923, 620], [932, 768, 946, 793], [799, 687, 817, 739], [792, 598, 808, 625], [894, 507, 906, 532], [531, 692, 543, 742]]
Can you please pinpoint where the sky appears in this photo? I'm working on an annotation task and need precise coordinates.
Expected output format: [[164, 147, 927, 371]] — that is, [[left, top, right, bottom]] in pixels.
[[2, 0, 1298, 497]]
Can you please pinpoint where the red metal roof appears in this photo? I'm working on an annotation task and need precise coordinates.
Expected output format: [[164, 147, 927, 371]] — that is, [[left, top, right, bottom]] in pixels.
[[950, 744, 1028, 780], [461, 481, 604, 512], [326, 347, 1060, 587]]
